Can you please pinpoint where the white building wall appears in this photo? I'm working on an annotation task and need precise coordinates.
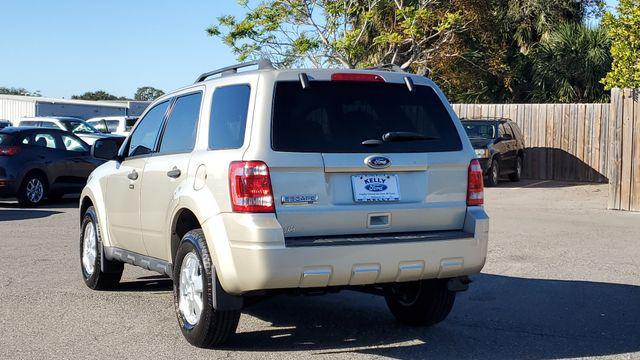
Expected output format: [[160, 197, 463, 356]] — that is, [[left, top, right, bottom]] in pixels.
[[0, 97, 36, 124]]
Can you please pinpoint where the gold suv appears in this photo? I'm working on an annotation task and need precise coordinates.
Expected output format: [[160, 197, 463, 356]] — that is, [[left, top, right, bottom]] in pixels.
[[79, 61, 489, 348]]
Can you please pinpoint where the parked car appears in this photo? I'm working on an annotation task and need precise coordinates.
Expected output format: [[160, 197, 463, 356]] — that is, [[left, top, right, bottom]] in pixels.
[[86, 116, 138, 136], [0, 120, 12, 129], [17, 116, 124, 145], [79, 61, 489, 348], [0, 127, 109, 206], [461, 118, 525, 186]]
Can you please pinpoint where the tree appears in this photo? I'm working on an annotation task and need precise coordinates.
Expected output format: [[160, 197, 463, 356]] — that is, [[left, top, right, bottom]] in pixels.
[[71, 91, 128, 101], [601, 0, 640, 89], [0, 87, 41, 97], [530, 23, 611, 102], [207, 0, 466, 73], [134, 86, 165, 101]]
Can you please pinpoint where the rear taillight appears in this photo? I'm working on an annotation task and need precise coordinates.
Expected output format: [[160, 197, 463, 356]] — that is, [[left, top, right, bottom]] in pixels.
[[467, 159, 484, 206], [331, 73, 385, 82], [229, 161, 275, 213], [0, 147, 19, 156]]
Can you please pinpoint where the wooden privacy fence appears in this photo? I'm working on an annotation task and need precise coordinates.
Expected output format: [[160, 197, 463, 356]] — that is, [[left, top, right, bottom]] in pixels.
[[608, 89, 640, 211], [452, 102, 611, 183], [453, 89, 640, 211]]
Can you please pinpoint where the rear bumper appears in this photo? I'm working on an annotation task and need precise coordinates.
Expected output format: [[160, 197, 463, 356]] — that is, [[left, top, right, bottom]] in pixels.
[[0, 179, 18, 197], [203, 207, 489, 295]]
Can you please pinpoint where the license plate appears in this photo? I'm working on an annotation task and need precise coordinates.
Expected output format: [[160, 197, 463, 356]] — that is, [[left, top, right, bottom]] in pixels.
[[351, 174, 400, 202]]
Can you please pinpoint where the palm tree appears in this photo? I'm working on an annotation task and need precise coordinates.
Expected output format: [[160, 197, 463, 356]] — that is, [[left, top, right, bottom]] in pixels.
[[530, 23, 611, 103]]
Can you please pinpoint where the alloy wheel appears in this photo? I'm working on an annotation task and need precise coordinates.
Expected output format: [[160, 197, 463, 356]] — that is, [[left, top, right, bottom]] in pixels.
[[179, 252, 204, 325], [25, 178, 44, 204], [82, 221, 97, 276]]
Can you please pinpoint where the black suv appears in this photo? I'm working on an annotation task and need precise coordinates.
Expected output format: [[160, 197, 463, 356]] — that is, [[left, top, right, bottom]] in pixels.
[[461, 118, 525, 186]]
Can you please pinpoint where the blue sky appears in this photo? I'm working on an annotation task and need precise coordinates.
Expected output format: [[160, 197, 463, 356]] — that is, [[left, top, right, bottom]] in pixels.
[[0, 0, 620, 99]]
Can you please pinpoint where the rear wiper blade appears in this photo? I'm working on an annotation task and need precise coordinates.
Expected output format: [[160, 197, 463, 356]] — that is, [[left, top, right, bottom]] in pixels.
[[382, 132, 439, 142]]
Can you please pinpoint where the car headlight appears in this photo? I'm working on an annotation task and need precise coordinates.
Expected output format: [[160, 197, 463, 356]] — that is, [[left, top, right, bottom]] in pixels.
[[474, 149, 490, 158]]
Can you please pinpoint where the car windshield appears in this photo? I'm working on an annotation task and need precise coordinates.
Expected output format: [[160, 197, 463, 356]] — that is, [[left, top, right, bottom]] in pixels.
[[61, 120, 100, 134], [462, 122, 496, 139], [271, 81, 461, 153]]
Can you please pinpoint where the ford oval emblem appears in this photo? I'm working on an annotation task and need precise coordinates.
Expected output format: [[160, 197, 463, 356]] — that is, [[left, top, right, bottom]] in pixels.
[[365, 183, 388, 192], [365, 156, 391, 169]]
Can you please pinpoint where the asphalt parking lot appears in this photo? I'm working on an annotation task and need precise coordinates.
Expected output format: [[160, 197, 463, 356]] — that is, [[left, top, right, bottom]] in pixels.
[[1, 180, 639, 359]]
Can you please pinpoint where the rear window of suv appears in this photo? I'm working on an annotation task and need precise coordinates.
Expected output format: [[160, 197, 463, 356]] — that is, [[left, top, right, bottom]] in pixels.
[[271, 81, 462, 153]]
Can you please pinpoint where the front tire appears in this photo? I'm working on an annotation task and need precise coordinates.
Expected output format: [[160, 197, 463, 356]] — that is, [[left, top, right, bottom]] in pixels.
[[173, 229, 240, 348], [17, 173, 47, 207], [80, 206, 123, 289], [509, 156, 523, 182], [385, 279, 456, 326]]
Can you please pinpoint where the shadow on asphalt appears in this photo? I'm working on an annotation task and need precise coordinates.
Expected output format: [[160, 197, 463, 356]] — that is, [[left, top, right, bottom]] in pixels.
[[215, 274, 640, 359], [115, 275, 172, 292], [0, 209, 63, 221], [0, 196, 79, 210]]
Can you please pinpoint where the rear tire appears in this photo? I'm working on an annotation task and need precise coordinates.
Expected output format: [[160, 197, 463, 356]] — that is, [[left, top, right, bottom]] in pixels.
[[385, 279, 456, 326], [17, 173, 47, 207], [80, 206, 123, 290], [509, 156, 522, 182], [486, 159, 500, 187], [173, 229, 240, 348]]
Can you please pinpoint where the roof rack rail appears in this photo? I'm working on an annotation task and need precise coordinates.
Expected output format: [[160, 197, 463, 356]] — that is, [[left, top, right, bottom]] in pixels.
[[365, 64, 404, 73], [194, 58, 274, 83]]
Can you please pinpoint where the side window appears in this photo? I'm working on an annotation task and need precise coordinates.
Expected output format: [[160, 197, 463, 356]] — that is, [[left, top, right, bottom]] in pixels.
[[158, 92, 202, 154], [61, 134, 89, 152], [498, 123, 508, 138], [508, 123, 521, 141], [106, 120, 119, 132], [128, 101, 170, 157], [125, 118, 137, 131], [41, 122, 59, 129], [20, 121, 40, 127], [209, 85, 250, 150], [90, 120, 107, 133], [32, 133, 57, 149]]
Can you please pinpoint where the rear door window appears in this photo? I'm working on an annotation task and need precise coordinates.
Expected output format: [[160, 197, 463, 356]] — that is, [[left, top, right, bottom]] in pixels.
[[20, 121, 40, 127], [158, 92, 202, 154], [271, 81, 461, 153], [209, 85, 250, 150], [32, 133, 57, 149], [128, 101, 170, 157]]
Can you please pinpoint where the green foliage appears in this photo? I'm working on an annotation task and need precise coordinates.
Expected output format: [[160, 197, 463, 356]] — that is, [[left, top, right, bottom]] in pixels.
[[71, 91, 128, 101], [0, 87, 41, 97], [207, 0, 466, 71], [530, 23, 611, 102], [601, 0, 640, 89], [134, 86, 165, 101], [210, 0, 612, 103]]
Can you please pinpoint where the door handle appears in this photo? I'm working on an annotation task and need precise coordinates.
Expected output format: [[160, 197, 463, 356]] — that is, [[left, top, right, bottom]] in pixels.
[[167, 167, 181, 179], [127, 170, 138, 181]]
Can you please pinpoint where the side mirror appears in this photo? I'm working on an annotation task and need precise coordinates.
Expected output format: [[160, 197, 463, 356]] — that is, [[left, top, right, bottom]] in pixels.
[[497, 134, 512, 142], [91, 138, 121, 161]]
